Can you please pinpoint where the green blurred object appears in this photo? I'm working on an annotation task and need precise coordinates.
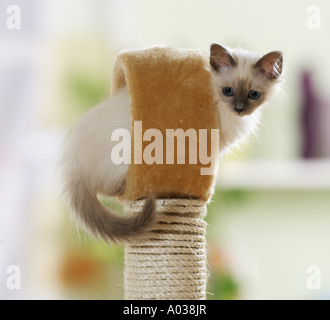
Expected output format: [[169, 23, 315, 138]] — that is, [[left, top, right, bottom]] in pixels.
[[206, 189, 249, 225], [206, 190, 243, 300], [207, 270, 239, 300], [65, 70, 110, 112]]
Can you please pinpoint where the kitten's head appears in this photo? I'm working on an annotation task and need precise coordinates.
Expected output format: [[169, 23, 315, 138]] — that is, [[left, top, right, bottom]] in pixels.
[[210, 43, 283, 116]]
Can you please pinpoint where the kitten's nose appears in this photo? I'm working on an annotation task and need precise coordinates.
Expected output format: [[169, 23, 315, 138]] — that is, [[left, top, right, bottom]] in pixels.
[[234, 103, 245, 113]]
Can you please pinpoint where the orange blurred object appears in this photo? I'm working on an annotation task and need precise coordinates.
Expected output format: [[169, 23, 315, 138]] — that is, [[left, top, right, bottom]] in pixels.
[[59, 252, 105, 287]]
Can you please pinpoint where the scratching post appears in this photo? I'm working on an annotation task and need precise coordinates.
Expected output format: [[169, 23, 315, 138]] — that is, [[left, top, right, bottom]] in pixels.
[[112, 46, 220, 300], [124, 199, 207, 300]]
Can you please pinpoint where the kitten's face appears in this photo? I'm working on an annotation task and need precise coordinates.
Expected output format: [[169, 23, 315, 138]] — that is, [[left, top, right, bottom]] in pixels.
[[210, 44, 283, 117]]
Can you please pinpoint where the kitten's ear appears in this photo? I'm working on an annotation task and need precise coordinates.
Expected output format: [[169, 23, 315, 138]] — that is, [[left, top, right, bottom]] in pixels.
[[255, 51, 283, 80], [210, 43, 235, 71]]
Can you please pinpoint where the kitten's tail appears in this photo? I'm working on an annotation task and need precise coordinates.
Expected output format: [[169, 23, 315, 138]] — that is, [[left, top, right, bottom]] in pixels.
[[65, 179, 156, 243]]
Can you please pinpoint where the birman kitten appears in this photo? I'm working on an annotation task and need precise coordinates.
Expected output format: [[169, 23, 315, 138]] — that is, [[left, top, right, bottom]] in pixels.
[[60, 43, 283, 243]]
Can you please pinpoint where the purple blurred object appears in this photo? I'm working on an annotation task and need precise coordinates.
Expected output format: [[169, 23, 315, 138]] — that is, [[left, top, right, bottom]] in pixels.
[[301, 71, 322, 158]]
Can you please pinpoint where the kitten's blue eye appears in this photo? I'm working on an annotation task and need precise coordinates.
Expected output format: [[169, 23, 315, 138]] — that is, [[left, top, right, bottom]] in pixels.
[[223, 87, 234, 96], [248, 90, 260, 99]]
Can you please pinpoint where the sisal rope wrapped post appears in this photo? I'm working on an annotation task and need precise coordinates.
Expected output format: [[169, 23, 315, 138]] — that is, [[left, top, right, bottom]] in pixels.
[[124, 199, 208, 300]]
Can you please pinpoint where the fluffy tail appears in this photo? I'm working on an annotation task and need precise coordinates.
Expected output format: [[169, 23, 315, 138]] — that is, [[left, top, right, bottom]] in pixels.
[[66, 180, 156, 243]]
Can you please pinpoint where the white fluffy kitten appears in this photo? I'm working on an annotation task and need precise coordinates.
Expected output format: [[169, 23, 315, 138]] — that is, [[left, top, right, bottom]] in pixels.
[[60, 43, 283, 243]]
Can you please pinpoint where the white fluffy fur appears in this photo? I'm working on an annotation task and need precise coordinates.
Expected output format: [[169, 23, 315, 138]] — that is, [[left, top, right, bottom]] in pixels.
[[61, 88, 130, 198], [217, 97, 261, 154]]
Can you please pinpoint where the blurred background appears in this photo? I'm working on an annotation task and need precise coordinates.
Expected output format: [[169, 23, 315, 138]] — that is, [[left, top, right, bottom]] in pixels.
[[0, 0, 330, 300]]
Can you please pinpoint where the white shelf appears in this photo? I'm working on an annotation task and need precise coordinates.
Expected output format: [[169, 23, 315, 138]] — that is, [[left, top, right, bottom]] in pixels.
[[216, 159, 330, 190]]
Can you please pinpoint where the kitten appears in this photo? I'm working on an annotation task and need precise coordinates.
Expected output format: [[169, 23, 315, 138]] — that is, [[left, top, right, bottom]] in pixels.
[[209, 43, 283, 153], [60, 44, 283, 243]]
